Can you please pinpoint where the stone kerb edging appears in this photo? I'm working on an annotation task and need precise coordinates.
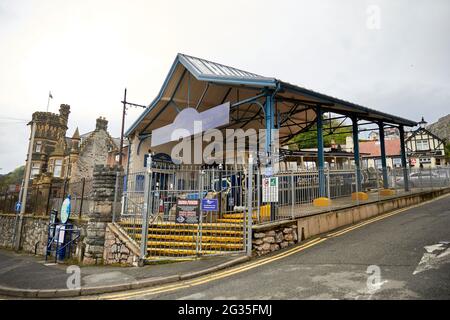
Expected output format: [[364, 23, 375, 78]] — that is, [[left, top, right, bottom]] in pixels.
[[0, 256, 250, 298]]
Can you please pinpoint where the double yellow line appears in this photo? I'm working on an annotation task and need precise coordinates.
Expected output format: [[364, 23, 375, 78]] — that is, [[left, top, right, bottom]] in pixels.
[[97, 193, 449, 300], [97, 237, 325, 300]]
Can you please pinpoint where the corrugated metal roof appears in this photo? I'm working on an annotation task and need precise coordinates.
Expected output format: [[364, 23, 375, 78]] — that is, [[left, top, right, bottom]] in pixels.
[[178, 53, 276, 86], [125, 53, 417, 136], [279, 81, 417, 127]]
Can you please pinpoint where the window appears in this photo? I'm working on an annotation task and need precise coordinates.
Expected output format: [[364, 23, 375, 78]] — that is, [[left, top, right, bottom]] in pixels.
[[393, 158, 402, 167], [54, 159, 63, 178], [35, 141, 42, 153], [375, 159, 383, 169], [416, 139, 429, 151], [31, 162, 40, 177], [136, 175, 145, 192], [48, 159, 54, 173], [419, 157, 431, 164]]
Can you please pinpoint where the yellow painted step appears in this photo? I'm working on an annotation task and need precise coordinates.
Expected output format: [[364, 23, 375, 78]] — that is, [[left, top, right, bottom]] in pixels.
[[123, 227, 244, 236], [120, 222, 243, 229], [153, 222, 243, 228], [222, 213, 258, 219], [146, 241, 244, 250], [147, 248, 240, 256], [216, 219, 245, 224], [137, 234, 243, 243]]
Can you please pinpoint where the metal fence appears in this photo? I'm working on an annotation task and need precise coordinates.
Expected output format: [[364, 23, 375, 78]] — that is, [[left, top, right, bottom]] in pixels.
[[116, 164, 450, 261], [265, 166, 450, 222], [0, 178, 94, 218], [119, 163, 254, 260]]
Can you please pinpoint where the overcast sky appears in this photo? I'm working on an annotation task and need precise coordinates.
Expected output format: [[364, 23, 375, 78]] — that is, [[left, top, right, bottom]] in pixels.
[[0, 0, 449, 173]]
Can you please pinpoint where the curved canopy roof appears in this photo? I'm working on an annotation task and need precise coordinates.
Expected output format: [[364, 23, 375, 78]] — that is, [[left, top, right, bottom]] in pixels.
[[126, 53, 417, 143]]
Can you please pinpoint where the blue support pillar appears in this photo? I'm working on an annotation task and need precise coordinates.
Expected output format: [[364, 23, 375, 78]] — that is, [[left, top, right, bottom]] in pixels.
[[264, 92, 274, 162], [264, 92, 276, 220], [352, 116, 362, 191], [316, 106, 326, 197], [378, 122, 389, 189], [399, 125, 409, 191]]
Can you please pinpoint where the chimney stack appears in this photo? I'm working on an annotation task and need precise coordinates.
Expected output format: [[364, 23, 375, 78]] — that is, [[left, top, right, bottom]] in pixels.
[[96, 116, 108, 131], [59, 104, 70, 125]]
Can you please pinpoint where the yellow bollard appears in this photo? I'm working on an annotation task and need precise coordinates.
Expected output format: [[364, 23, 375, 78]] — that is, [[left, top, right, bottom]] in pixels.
[[313, 197, 332, 207], [379, 189, 396, 196], [351, 192, 369, 201]]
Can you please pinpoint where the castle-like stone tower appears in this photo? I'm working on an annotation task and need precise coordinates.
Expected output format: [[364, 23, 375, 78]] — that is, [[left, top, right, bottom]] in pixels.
[[30, 104, 71, 177], [28, 105, 119, 184]]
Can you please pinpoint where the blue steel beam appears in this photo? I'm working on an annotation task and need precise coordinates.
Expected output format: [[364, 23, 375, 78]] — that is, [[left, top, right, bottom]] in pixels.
[[378, 122, 389, 189], [139, 68, 187, 135], [316, 106, 326, 197], [399, 125, 410, 191]]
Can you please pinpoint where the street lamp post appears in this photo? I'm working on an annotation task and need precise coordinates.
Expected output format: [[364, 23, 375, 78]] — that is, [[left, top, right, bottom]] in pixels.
[[14, 120, 36, 250]]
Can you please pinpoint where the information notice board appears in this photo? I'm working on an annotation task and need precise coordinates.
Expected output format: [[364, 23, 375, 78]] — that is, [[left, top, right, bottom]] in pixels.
[[176, 199, 200, 224], [262, 176, 279, 202]]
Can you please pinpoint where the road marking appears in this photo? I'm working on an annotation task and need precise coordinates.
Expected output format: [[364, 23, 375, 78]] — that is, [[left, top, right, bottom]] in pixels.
[[99, 192, 450, 300], [99, 238, 325, 300], [413, 242, 450, 275]]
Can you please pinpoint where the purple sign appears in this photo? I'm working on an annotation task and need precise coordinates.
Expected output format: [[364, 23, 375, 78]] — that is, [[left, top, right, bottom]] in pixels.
[[201, 198, 218, 212]]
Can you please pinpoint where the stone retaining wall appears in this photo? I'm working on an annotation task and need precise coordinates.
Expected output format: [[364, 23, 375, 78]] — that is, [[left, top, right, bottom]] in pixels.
[[253, 224, 298, 256], [0, 214, 16, 249], [252, 187, 450, 257], [1, 165, 120, 264], [103, 223, 139, 266], [83, 165, 122, 265], [20, 216, 51, 254], [0, 213, 87, 255]]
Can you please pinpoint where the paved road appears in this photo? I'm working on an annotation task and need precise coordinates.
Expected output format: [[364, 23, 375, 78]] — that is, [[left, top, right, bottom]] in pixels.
[[96, 194, 450, 300]]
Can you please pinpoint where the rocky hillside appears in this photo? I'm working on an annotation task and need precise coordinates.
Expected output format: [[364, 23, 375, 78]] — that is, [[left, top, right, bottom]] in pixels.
[[427, 114, 450, 142]]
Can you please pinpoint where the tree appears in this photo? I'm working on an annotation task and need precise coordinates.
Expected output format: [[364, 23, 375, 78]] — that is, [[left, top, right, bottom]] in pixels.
[[0, 166, 25, 190], [288, 116, 351, 149], [445, 143, 450, 162]]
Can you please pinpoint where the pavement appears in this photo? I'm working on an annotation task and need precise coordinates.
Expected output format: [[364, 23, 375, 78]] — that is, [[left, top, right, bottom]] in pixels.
[[2, 192, 449, 300], [0, 249, 248, 298], [89, 193, 450, 300]]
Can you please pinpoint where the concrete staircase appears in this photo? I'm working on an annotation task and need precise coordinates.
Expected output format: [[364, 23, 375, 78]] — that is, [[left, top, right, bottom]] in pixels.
[[118, 205, 271, 259], [119, 219, 245, 259]]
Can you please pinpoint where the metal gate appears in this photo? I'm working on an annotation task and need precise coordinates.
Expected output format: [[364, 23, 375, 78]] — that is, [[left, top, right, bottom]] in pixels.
[[120, 160, 256, 261]]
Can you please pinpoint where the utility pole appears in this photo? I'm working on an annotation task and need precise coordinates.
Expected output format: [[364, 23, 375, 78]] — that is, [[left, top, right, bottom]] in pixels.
[[15, 120, 36, 250], [119, 88, 147, 166], [118, 88, 127, 167]]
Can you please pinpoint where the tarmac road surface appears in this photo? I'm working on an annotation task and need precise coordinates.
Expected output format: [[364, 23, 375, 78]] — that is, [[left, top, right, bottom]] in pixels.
[[93, 194, 450, 300]]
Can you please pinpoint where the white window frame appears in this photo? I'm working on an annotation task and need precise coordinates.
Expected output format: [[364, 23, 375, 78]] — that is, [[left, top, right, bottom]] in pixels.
[[53, 159, 63, 178], [31, 162, 40, 177], [416, 139, 429, 151], [35, 141, 42, 153]]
